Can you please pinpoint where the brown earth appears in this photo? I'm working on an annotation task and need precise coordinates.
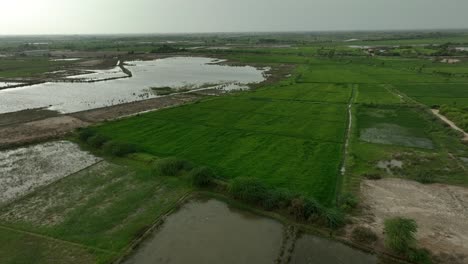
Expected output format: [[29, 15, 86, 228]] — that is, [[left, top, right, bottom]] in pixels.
[[353, 178, 468, 264], [0, 94, 201, 149]]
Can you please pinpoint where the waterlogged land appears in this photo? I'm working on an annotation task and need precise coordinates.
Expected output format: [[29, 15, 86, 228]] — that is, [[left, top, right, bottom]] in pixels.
[[0, 57, 268, 114], [0, 141, 100, 205], [1, 32, 468, 264]]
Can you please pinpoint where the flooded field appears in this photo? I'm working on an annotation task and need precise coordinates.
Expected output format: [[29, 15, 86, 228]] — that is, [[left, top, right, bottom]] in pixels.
[[123, 199, 283, 264], [360, 124, 434, 149], [123, 199, 377, 264], [0, 141, 100, 205], [290, 234, 377, 264], [0, 57, 267, 114]]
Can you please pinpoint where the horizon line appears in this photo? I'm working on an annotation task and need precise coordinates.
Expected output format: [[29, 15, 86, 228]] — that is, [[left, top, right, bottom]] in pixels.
[[1, 28, 468, 37]]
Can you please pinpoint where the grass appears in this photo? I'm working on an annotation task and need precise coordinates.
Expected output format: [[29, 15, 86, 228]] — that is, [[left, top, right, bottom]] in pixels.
[[396, 83, 468, 107], [439, 105, 468, 131], [0, 227, 107, 264], [0, 57, 71, 78], [0, 159, 191, 263]]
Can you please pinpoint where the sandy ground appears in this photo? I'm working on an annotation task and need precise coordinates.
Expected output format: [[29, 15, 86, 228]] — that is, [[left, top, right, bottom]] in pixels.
[[0, 141, 100, 205], [432, 109, 468, 141], [357, 178, 468, 263], [0, 94, 200, 149]]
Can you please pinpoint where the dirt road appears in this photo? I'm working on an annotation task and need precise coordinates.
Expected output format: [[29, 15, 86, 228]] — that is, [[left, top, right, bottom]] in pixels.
[[432, 109, 468, 141]]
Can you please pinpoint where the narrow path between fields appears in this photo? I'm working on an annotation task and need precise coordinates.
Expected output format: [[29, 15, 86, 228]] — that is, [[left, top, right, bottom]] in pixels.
[[340, 86, 356, 176], [431, 109, 468, 141]]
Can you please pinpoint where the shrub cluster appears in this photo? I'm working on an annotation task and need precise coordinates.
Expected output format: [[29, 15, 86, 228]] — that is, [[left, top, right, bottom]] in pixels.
[[414, 171, 435, 184], [337, 193, 358, 212], [363, 173, 382, 180], [189, 167, 215, 187], [87, 134, 108, 148], [228, 177, 346, 229], [384, 217, 432, 263], [229, 178, 269, 204], [351, 226, 378, 244], [78, 129, 137, 157], [103, 141, 138, 157], [152, 157, 193, 176], [384, 217, 417, 254], [77, 128, 95, 141]]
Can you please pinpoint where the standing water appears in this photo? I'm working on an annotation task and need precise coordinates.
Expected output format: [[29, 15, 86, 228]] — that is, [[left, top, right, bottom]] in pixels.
[[123, 199, 283, 264], [122, 199, 377, 264], [0, 57, 268, 114]]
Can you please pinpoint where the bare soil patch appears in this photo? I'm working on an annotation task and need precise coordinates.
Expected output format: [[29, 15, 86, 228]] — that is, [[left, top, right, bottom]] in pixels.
[[356, 178, 468, 263]]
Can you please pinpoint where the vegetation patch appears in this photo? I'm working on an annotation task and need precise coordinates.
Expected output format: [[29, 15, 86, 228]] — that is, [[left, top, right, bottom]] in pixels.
[[439, 105, 468, 131], [357, 106, 435, 149], [93, 81, 347, 204], [151, 157, 193, 176], [351, 226, 378, 245], [384, 217, 432, 264]]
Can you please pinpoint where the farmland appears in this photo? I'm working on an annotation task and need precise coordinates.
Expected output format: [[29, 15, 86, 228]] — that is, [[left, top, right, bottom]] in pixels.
[[1, 31, 468, 264], [93, 82, 350, 204]]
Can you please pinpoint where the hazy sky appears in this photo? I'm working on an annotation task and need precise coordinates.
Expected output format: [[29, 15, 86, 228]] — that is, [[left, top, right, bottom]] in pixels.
[[1, 0, 468, 34]]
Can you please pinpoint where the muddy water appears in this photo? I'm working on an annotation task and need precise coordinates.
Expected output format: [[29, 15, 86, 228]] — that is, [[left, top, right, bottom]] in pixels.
[[290, 235, 377, 264], [123, 199, 283, 264], [0, 57, 267, 114], [123, 199, 377, 264]]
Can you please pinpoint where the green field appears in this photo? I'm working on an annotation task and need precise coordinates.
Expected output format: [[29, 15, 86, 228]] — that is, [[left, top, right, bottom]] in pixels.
[[89, 42, 468, 204], [93, 82, 350, 204], [0, 58, 72, 79]]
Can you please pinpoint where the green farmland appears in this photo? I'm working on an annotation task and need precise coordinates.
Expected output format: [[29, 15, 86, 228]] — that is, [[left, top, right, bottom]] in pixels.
[[91, 50, 468, 206], [94, 82, 351, 204]]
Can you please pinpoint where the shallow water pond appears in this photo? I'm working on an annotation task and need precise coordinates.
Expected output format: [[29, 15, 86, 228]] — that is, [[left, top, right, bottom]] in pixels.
[[123, 199, 377, 264], [123, 199, 283, 264], [290, 235, 377, 264], [0, 57, 267, 114]]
